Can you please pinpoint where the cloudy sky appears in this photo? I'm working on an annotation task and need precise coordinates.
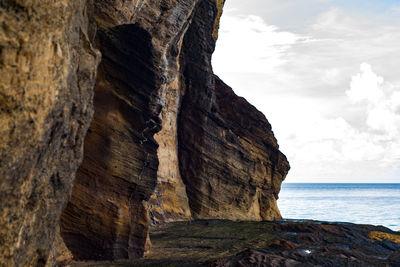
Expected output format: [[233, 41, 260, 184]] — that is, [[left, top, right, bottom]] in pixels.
[[212, 0, 400, 183]]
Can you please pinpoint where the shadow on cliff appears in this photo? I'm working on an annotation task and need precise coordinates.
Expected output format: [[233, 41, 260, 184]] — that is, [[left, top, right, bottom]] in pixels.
[[60, 23, 161, 261], [177, 0, 289, 221]]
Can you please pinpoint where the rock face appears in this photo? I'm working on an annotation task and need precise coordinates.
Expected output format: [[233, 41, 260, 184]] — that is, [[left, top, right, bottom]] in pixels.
[[178, 0, 289, 220], [1, 0, 289, 265], [0, 1, 100, 266], [60, 21, 161, 261], [60, 0, 288, 261], [60, 0, 199, 261], [179, 76, 289, 220]]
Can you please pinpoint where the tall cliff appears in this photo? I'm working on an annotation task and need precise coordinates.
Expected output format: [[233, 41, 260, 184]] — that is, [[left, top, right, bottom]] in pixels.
[[0, 0, 289, 265], [178, 0, 289, 221], [59, 0, 199, 261], [0, 1, 100, 266]]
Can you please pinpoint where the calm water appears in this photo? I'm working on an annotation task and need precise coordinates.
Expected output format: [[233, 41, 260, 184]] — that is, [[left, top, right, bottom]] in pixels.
[[278, 183, 400, 230]]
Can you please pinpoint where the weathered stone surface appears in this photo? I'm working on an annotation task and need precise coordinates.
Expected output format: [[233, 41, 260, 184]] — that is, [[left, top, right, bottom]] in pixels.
[[389, 250, 400, 263], [146, 0, 227, 226], [0, 1, 100, 266], [60, 0, 199, 261], [69, 220, 400, 266], [72, 220, 399, 266], [209, 221, 400, 267], [178, 0, 290, 221], [62, 0, 288, 261], [60, 22, 160, 261], [46, 227, 74, 267], [1, 0, 290, 264]]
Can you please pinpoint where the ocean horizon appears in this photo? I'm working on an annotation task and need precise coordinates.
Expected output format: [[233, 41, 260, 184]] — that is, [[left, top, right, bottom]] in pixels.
[[278, 183, 400, 231]]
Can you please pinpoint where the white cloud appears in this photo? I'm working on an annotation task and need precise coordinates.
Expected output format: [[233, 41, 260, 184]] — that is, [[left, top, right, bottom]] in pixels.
[[345, 63, 400, 138], [213, 6, 400, 182], [346, 63, 384, 104], [322, 68, 340, 85], [367, 105, 397, 135], [278, 64, 400, 180], [311, 8, 371, 37], [212, 12, 304, 74]]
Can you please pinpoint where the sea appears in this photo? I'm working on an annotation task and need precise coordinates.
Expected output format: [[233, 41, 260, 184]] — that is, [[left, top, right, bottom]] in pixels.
[[278, 183, 400, 231]]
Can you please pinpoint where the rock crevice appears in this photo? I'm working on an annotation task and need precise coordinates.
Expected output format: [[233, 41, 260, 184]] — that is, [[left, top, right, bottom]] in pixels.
[[177, 0, 289, 221], [0, 0, 289, 265]]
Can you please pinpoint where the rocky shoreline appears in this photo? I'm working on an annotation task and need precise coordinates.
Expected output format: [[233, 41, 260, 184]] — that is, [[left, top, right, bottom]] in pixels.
[[67, 220, 400, 266]]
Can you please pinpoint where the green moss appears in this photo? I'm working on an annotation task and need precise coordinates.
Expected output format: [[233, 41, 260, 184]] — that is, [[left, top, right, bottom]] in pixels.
[[369, 231, 400, 244]]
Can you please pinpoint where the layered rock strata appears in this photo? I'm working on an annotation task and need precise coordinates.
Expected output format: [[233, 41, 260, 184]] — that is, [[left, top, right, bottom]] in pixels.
[[0, 1, 100, 266], [60, 0, 199, 261], [60, 0, 289, 261], [0, 0, 290, 265], [178, 0, 290, 220]]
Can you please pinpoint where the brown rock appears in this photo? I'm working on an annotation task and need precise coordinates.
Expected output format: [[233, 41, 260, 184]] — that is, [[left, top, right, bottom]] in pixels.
[[62, 0, 288, 260], [0, 1, 100, 266], [178, 0, 290, 221], [268, 240, 299, 250], [60, 0, 199, 261], [46, 227, 73, 267], [1, 0, 290, 264], [60, 22, 161, 261]]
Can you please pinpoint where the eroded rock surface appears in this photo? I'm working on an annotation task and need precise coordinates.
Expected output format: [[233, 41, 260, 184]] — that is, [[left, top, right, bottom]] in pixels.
[[60, 0, 199, 261], [210, 221, 400, 267], [60, 22, 161, 261], [89, 220, 400, 267], [1, 0, 290, 264], [0, 1, 100, 266], [178, 0, 290, 221]]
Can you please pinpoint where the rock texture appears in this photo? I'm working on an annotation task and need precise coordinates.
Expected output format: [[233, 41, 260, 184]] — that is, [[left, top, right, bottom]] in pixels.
[[1, 0, 289, 265], [0, 1, 100, 266], [60, 21, 161, 261], [60, 0, 289, 261], [60, 0, 199, 261], [210, 221, 400, 267], [76, 220, 400, 267], [178, 1, 289, 220]]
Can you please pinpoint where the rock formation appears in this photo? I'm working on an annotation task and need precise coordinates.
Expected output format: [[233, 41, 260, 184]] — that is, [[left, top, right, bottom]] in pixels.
[[60, 0, 289, 261], [59, 0, 199, 261], [178, 0, 290, 220], [0, 1, 100, 266], [0, 0, 289, 265]]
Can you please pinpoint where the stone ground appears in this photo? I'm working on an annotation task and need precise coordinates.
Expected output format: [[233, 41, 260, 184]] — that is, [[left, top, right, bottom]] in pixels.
[[69, 220, 400, 266]]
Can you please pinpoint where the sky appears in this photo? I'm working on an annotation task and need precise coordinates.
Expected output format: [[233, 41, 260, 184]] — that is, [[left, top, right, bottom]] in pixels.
[[212, 0, 400, 183]]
